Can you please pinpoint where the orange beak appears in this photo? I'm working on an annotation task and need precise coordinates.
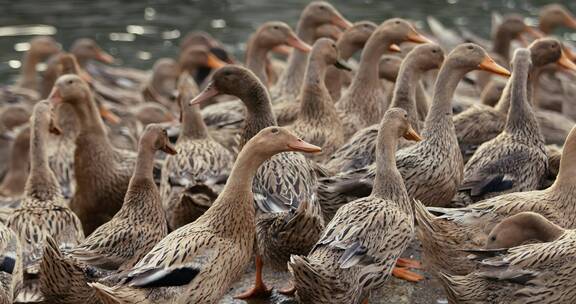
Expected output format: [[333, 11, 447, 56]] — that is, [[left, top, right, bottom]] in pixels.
[[403, 125, 422, 142], [389, 44, 402, 53], [406, 31, 434, 44], [331, 14, 353, 30], [190, 83, 220, 106], [96, 50, 115, 64], [563, 13, 576, 29], [287, 138, 322, 153], [558, 50, 576, 72], [161, 143, 177, 155], [98, 105, 121, 125], [206, 53, 227, 69], [478, 56, 511, 77], [524, 26, 544, 38], [272, 45, 293, 56], [285, 34, 312, 53], [48, 87, 63, 106]]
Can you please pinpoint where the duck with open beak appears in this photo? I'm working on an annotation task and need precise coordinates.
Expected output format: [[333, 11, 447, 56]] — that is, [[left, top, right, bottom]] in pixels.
[[478, 55, 512, 77]]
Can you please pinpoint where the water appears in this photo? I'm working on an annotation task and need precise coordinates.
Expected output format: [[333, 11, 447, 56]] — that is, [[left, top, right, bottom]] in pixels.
[[0, 0, 574, 83]]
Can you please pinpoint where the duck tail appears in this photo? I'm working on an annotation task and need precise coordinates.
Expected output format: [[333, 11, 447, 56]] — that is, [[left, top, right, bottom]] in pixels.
[[39, 236, 94, 302], [288, 255, 333, 302]]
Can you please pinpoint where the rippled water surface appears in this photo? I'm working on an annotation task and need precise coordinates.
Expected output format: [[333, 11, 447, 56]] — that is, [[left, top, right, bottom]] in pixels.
[[0, 0, 574, 83]]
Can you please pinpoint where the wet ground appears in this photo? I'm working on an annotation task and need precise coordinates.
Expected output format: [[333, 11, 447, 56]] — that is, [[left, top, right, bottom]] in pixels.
[[220, 240, 447, 304]]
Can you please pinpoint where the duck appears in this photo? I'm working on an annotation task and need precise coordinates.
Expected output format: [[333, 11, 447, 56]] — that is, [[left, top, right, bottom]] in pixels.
[[538, 3, 576, 35], [7, 100, 84, 301], [87, 126, 321, 304], [287, 38, 350, 161], [140, 58, 179, 108], [48, 74, 137, 235], [0, 222, 23, 304], [274, 21, 377, 127], [190, 65, 326, 298], [438, 212, 576, 304], [289, 108, 423, 304], [318, 43, 509, 222], [39, 124, 175, 304], [336, 18, 432, 138], [326, 43, 444, 173], [454, 38, 576, 158], [0, 127, 30, 198], [271, 1, 352, 105], [415, 123, 576, 276], [160, 73, 233, 230], [455, 48, 548, 205], [14, 36, 61, 93]]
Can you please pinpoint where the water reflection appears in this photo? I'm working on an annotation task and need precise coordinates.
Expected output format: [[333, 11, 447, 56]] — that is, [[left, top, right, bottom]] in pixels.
[[0, 0, 573, 83]]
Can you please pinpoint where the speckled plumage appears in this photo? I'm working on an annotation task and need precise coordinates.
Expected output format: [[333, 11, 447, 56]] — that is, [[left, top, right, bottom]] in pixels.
[[456, 49, 547, 205], [0, 222, 22, 304], [290, 108, 416, 304]]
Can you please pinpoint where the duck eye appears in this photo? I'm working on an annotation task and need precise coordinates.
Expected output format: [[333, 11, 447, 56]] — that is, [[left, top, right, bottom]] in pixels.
[[273, 26, 279, 30], [67, 79, 74, 85], [395, 20, 400, 25], [467, 45, 474, 50], [432, 49, 437, 53], [319, 5, 325, 10], [490, 236, 496, 241], [332, 44, 336, 48], [270, 128, 279, 134], [404, 113, 408, 118]]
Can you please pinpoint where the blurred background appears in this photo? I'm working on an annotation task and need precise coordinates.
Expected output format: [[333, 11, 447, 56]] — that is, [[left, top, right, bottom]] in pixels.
[[0, 0, 574, 83]]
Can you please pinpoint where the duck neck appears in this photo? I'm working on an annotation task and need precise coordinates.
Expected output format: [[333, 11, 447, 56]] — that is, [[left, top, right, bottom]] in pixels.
[[19, 51, 40, 91], [552, 130, 576, 190], [131, 143, 156, 185], [337, 37, 359, 60], [391, 60, 422, 131], [354, 34, 391, 92], [324, 38, 359, 101], [530, 217, 565, 242], [422, 60, 466, 136], [415, 82, 430, 121], [372, 127, 410, 211], [240, 85, 277, 148], [179, 103, 209, 141], [504, 62, 540, 138], [245, 39, 270, 85], [25, 118, 60, 201], [276, 19, 316, 98], [71, 95, 108, 138], [495, 65, 540, 113], [492, 28, 513, 60], [299, 55, 332, 119]]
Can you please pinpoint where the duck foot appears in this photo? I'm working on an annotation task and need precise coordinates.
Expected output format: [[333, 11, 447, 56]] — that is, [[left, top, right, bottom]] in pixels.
[[396, 257, 421, 269], [392, 266, 424, 283], [277, 281, 296, 295], [234, 255, 272, 299]]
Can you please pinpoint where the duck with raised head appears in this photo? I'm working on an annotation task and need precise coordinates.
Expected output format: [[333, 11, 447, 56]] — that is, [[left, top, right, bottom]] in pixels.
[[290, 108, 423, 304], [336, 18, 432, 138], [48, 74, 137, 235], [160, 73, 233, 230], [288, 38, 350, 161], [454, 38, 576, 158], [438, 212, 576, 304], [0, 222, 23, 304], [326, 43, 444, 173], [39, 124, 175, 304], [87, 126, 321, 304], [7, 101, 84, 302], [318, 43, 509, 222], [456, 48, 548, 205], [190, 65, 325, 298], [271, 1, 352, 104], [274, 21, 377, 126], [415, 124, 576, 277]]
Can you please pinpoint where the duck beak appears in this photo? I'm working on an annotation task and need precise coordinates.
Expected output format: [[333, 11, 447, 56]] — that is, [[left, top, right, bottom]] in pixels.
[[558, 50, 576, 72], [403, 125, 422, 142], [96, 50, 115, 64], [334, 59, 352, 71], [206, 53, 227, 69], [331, 14, 353, 30], [285, 33, 312, 53], [48, 87, 63, 106], [524, 26, 544, 38], [287, 138, 322, 153], [478, 56, 511, 77], [564, 13, 576, 29], [272, 45, 293, 56], [190, 83, 220, 106], [389, 44, 402, 53], [407, 31, 434, 44], [161, 143, 178, 155], [99, 105, 121, 125]]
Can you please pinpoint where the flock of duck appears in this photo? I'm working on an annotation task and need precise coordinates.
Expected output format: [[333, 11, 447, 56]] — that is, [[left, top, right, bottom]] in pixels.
[[1, 1, 576, 303]]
